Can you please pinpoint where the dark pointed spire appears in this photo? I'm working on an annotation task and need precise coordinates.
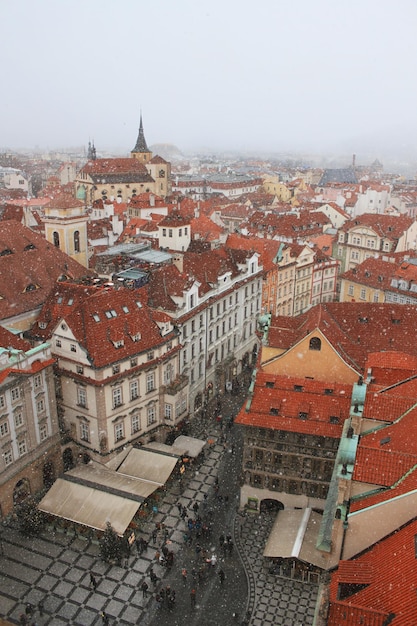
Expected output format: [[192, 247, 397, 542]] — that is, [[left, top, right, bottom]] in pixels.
[[132, 113, 149, 153], [87, 140, 96, 160]]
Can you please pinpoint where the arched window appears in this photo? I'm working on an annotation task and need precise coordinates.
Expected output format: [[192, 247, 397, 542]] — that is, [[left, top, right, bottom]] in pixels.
[[74, 230, 80, 253], [309, 337, 321, 351], [13, 478, 31, 505], [53, 231, 60, 248]]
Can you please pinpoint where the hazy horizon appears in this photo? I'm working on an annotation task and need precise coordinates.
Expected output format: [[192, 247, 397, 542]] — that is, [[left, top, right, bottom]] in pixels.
[[2, 0, 417, 164]]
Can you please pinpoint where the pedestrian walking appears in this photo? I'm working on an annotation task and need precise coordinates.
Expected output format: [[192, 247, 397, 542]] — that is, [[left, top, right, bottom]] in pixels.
[[37, 599, 45, 616], [190, 588, 196, 608], [25, 604, 33, 618], [218, 568, 225, 584], [101, 610, 109, 625], [90, 572, 97, 591], [141, 580, 149, 597], [19, 615, 27, 625], [149, 568, 158, 587], [181, 566, 187, 585], [151, 528, 158, 544], [192, 501, 199, 514], [177, 502, 183, 514]]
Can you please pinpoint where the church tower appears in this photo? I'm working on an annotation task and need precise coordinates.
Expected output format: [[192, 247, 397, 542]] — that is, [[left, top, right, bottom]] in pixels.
[[131, 114, 153, 164], [43, 193, 89, 268]]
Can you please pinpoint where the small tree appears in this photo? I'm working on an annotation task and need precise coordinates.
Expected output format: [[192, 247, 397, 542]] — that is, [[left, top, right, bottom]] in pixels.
[[99, 522, 123, 564], [15, 498, 46, 537]]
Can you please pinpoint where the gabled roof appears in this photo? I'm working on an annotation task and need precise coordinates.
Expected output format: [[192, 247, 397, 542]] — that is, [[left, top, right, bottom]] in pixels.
[[328, 516, 417, 625], [318, 168, 358, 185], [189, 213, 223, 241], [266, 303, 417, 374], [146, 264, 193, 311], [0, 220, 92, 322], [33, 283, 169, 368], [226, 233, 284, 272], [79, 158, 154, 184], [340, 213, 412, 240], [235, 371, 352, 438]]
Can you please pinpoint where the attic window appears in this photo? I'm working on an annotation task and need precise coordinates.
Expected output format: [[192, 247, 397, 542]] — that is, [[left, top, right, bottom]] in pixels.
[[380, 436, 391, 446], [122, 306, 129, 313], [57, 296, 63, 304], [358, 317, 368, 323], [329, 416, 340, 424], [294, 385, 303, 392], [391, 318, 401, 325], [136, 301, 142, 308], [270, 407, 280, 416], [68, 298, 74, 305], [299, 411, 308, 420], [265, 381, 274, 388], [309, 337, 321, 351], [24, 243, 36, 251], [324, 388, 334, 395], [378, 275, 383, 282], [0, 248, 12, 256], [92, 314, 100, 322], [105, 309, 117, 318]]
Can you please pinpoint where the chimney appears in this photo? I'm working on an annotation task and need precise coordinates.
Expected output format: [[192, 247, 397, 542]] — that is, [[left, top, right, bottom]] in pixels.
[[352, 154, 356, 168]]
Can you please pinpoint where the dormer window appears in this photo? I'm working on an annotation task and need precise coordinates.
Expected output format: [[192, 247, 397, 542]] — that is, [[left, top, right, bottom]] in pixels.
[[131, 333, 141, 342], [24, 283, 39, 292], [38, 321, 47, 330], [0, 248, 12, 256], [24, 243, 36, 251], [114, 339, 124, 348]]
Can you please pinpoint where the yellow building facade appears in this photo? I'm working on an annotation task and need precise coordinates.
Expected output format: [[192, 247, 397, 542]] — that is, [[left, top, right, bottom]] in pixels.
[[43, 194, 89, 268]]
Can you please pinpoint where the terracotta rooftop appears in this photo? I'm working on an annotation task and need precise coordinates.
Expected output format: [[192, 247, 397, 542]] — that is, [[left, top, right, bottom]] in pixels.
[[32, 283, 171, 368], [328, 516, 417, 625], [266, 302, 417, 374], [0, 220, 92, 322]]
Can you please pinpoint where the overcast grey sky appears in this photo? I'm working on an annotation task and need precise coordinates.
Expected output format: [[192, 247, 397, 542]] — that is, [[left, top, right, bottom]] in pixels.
[[2, 0, 417, 159]]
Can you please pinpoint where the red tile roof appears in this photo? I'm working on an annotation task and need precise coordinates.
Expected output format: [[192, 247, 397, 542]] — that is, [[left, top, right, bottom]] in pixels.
[[0, 220, 92, 322], [33, 283, 171, 368], [236, 372, 352, 438], [266, 303, 417, 374], [340, 213, 412, 240], [328, 516, 417, 625]]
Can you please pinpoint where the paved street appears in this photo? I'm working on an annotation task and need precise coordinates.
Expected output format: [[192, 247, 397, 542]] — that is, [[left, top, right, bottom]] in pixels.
[[0, 392, 319, 625]]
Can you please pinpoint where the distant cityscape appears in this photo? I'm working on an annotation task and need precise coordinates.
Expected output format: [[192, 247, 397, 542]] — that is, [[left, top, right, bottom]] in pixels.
[[1, 118, 417, 625]]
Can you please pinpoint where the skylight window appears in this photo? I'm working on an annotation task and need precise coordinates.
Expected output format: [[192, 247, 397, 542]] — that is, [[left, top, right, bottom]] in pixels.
[[105, 310, 117, 318], [122, 306, 129, 313], [92, 314, 100, 322], [24, 243, 36, 251], [136, 301, 142, 308]]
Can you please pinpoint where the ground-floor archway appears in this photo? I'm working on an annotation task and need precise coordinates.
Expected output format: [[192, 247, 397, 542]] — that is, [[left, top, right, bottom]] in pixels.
[[43, 461, 55, 489], [260, 498, 284, 513], [63, 447, 75, 471], [13, 478, 31, 505]]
